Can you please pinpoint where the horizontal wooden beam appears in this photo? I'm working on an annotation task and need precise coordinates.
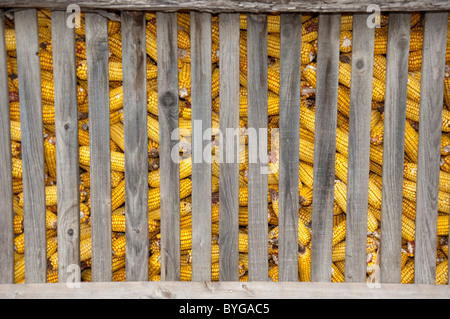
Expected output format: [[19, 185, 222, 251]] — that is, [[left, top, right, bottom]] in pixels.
[[0, 0, 449, 12], [1, 281, 449, 299]]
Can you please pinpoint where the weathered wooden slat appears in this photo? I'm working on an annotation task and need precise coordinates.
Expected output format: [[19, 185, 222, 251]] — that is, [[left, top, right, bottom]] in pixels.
[[51, 11, 81, 284], [157, 12, 180, 282], [414, 12, 449, 285], [0, 1, 448, 12], [0, 9, 14, 284], [121, 11, 149, 282], [310, 13, 341, 283], [1, 281, 450, 299], [344, 13, 375, 283], [190, 11, 213, 282], [380, 13, 411, 284], [278, 13, 301, 282], [85, 12, 112, 282], [247, 13, 268, 282], [218, 13, 240, 282], [15, 9, 47, 284]]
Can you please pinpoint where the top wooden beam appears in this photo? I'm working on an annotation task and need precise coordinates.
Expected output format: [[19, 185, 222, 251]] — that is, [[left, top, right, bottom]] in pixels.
[[0, 0, 448, 12]]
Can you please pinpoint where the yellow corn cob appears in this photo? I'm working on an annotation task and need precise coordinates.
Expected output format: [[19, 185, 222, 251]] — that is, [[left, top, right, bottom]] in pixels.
[[111, 179, 125, 211], [44, 137, 56, 178], [108, 32, 122, 59], [332, 219, 346, 246], [373, 55, 387, 82], [339, 30, 352, 53], [436, 260, 448, 285], [38, 50, 53, 72], [177, 13, 190, 33], [404, 162, 450, 194], [408, 50, 422, 72], [340, 15, 353, 31], [403, 179, 450, 214], [299, 161, 314, 190], [401, 260, 415, 284], [298, 243, 311, 282], [409, 30, 423, 52], [79, 146, 125, 172], [371, 120, 384, 145], [334, 153, 348, 184], [404, 121, 419, 163], [178, 62, 191, 99], [299, 185, 313, 207], [147, 115, 159, 143], [5, 28, 16, 51], [11, 157, 22, 179]]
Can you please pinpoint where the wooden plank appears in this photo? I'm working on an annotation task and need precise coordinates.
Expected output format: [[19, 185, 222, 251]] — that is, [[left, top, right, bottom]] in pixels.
[[1, 281, 450, 299], [15, 9, 47, 284], [414, 12, 448, 285], [278, 13, 301, 282], [121, 11, 149, 282], [0, 9, 14, 284], [157, 12, 180, 282], [218, 13, 240, 281], [51, 10, 81, 284], [190, 11, 212, 282], [380, 13, 411, 284], [247, 13, 268, 282], [310, 13, 341, 283], [0, 1, 449, 12], [85, 12, 112, 282], [344, 13, 375, 283]]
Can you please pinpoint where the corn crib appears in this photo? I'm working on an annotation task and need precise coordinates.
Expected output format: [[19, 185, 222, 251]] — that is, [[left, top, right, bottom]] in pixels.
[[0, 0, 450, 299]]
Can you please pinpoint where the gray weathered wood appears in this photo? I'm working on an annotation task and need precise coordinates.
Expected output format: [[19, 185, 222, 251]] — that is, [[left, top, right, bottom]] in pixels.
[[0, 1, 448, 12], [190, 11, 213, 282], [1, 281, 450, 299], [344, 13, 375, 283], [414, 12, 448, 285], [0, 9, 14, 284], [85, 12, 112, 282], [278, 13, 301, 282], [219, 13, 240, 281], [310, 13, 341, 283], [380, 13, 411, 284], [121, 11, 149, 282], [247, 13, 268, 282], [51, 10, 81, 284], [157, 12, 180, 282], [15, 9, 47, 284]]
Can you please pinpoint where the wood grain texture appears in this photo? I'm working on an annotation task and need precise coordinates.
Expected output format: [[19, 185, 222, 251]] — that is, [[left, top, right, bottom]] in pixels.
[[15, 9, 47, 284], [157, 12, 180, 282], [414, 12, 448, 285], [121, 11, 149, 282], [190, 11, 213, 282], [85, 12, 112, 282], [0, 9, 14, 284], [247, 13, 269, 282], [218, 13, 240, 282], [344, 13, 375, 283], [310, 13, 341, 283], [51, 11, 81, 284], [380, 13, 411, 284], [0, 0, 448, 12], [1, 281, 450, 299], [278, 13, 301, 282]]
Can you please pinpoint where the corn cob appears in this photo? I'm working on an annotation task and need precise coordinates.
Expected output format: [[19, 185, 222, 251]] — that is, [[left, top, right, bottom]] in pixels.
[[298, 243, 311, 282], [436, 260, 448, 285], [79, 146, 125, 172]]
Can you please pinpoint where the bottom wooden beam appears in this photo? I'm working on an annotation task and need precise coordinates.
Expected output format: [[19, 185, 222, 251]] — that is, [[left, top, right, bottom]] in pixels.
[[0, 281, 449, 299]]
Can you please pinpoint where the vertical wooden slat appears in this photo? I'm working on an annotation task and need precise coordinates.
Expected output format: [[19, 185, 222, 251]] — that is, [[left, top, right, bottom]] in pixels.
[[15, 9, 47, 283], [51, 11, 80, 283], [190, 11, 212, 282], [157, 12, 180, 282], [278, 13, 301, 282], [380, 13, 411, 284], [414, 12, 448, 285], [85, 13, 112, 282], [344, 13, 375, 283], [121, 11, 149, 282], [0, 9, 14, 284], [310, 13, 341, 283], [219, 13, 240, 281], [247, 13, 268, 282]]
